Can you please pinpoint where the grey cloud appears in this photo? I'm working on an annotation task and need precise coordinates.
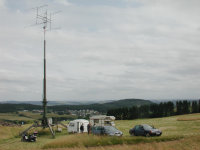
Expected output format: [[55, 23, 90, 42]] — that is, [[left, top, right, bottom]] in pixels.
[[0, 0, 200, 101]]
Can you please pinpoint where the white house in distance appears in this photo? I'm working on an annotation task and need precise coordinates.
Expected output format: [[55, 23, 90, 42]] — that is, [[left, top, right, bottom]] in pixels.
[[67, 119, 89, 133], [90, 115, 115, 126]]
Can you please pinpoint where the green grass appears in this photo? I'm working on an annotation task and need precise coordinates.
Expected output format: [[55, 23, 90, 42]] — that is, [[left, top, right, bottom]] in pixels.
[[18, 111, 75, 120], [0, 113, 34, 121], [115, 113, 200, 137], [0, 112, 75, 125], [42, 113, 200, 149], [0, 113, 200, 150], [0, 126, 69, 150]]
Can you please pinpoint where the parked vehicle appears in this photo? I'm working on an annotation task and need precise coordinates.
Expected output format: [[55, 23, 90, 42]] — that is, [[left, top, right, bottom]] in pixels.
[[67, 119, 89, 133], [92, 126, 123, 136], [21, 132, 38, 142], [129, 124, 162, 137]]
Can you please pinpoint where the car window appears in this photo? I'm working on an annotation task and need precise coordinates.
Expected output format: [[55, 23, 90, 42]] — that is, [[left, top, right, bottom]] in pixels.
[[139, 125, 143, 129], [92, 126, 97, 130], [104, 121, 111, 125], [143, 124, 153, 130], [135, 125, 139, 130], [97, 126, 104, 130], [104, 126, 118, 132]]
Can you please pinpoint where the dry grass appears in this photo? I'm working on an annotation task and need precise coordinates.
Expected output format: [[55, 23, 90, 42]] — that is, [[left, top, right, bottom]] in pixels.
[[177, 117, 200, 121], [44, 135, 200, 150], [0, 124, 37, 142], [43, 134, 183, 149], [0, 126, 22, 140], [177, 113, 200, 121]]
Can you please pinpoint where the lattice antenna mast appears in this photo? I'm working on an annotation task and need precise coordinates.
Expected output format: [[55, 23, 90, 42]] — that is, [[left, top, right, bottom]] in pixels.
[[33, 5, 50, 128], [21, 5, 61, 138], [33, 5, 59, 128]]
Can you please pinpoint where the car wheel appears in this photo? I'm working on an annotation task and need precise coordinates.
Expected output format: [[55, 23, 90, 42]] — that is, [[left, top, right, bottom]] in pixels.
[[129, 130, 133, 136], [131, 131, 135, 136], [145, 133, 150, 137]]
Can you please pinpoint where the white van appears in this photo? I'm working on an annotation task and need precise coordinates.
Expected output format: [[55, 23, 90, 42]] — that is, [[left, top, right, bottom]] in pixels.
[[67, 119, 89, 133]]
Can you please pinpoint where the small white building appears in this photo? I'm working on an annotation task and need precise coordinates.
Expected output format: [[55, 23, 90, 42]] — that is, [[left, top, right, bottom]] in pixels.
[[90, 115, 115, 126], [67, 119, 89, 133]]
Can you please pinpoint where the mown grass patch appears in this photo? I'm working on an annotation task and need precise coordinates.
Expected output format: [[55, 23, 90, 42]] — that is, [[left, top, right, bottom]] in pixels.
[[42, 134, 183, 149], [58, 135, 200, 150], [177, 117, 200, 121], [177, 113, 200, 121]]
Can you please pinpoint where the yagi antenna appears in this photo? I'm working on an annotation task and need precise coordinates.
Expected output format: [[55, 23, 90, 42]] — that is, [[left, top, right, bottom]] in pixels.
[[25, 5, 61, 30], [26, 4, 61, 31], [35, 5, 51, 31]]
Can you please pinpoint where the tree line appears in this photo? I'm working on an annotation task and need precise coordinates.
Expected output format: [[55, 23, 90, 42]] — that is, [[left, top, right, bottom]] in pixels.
[[107, 100, 200, 120]]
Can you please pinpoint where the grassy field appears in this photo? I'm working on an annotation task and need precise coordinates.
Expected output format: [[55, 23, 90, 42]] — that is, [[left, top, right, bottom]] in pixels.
[[0, 113, 200, 150], [0, 112, 75, 124], [17, 111, 76, 120], [0, 113, 34, 121]]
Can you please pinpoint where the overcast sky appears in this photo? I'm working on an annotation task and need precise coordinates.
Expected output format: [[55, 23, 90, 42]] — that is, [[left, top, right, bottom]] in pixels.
[[0, 0, 200, 101]]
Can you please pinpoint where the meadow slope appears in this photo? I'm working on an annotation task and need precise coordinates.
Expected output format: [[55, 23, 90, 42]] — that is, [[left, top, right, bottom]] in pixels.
[[0, 113, 199, 150]]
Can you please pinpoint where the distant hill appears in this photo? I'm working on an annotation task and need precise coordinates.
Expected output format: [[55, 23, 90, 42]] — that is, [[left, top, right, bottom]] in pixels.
[[103, 99, 152, 107], [48, 99, 153, 113], [0, 99, 153, 113]]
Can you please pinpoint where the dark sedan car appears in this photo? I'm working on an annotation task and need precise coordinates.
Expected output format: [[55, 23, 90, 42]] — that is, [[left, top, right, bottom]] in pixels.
[[129, 124, 162, 137], [92, 126, 123, 136]]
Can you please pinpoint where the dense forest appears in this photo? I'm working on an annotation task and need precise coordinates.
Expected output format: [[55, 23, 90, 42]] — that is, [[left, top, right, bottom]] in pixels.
[[0, 99, 152, 113], [107, 100, 200, 120], [0, 104, 41, 113]]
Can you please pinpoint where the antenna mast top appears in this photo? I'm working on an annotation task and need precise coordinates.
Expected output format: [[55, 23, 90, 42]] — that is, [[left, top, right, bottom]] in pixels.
[[33, 5, 61, 31], [35, 5, 51, 31]]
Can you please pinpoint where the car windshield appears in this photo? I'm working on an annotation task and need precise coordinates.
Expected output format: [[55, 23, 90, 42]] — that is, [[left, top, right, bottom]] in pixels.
[[104, 126, 119, 133], [142, 124, 153, 130]]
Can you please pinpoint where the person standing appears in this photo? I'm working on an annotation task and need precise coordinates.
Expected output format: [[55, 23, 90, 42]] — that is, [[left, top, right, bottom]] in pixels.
[[87, 123, 91, 134], [80, 123, 84, 133]]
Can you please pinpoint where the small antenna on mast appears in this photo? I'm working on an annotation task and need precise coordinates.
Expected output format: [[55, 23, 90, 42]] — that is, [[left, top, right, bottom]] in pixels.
[[29, 5, 61, 31]]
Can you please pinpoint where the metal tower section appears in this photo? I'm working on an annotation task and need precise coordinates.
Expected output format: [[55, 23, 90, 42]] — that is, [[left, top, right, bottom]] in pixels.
[[20, 5, 62, 138], [42, 11, 48, 128], [35, 5, 50, 127], [33, 5, 59, 128], [43, 23, 47, 128]]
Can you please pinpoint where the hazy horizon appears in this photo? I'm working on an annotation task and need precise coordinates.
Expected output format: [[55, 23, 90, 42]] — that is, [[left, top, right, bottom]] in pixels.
[[0, 98, 199, 102]]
